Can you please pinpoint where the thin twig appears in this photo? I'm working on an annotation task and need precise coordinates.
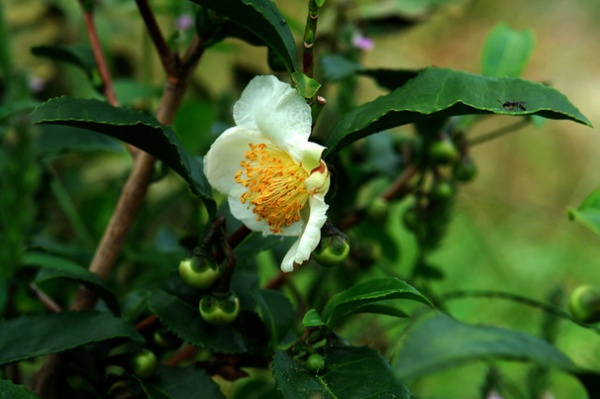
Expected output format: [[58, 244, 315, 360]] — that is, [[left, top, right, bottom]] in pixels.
[[82, 11, 118, 106], [468, 119, 531, 146], [134, 0, 176, 74], [302, 0, 320, 78], [29, 283, 62, 313], [440, 290, 600, 334]]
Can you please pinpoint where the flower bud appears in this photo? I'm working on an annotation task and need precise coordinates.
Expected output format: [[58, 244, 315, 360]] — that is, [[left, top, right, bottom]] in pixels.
[[199, 291, 240, 325], [568, 285, 600, 323], [178, 255, 220, 290], [312, 231, 350, 267]]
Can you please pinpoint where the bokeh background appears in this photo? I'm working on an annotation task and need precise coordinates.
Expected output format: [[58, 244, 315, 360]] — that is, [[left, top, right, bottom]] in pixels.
[[4, 0, 600, 397]]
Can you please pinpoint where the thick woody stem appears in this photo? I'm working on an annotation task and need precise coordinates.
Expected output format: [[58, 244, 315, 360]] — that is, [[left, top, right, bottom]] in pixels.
[[33, 6, 202, 396]]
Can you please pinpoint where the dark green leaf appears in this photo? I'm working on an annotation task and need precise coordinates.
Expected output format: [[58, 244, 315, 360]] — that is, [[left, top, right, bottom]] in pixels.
[[0, 380, 42, 399], [0, 100, 40, 122], [395, 312, 576, 380], [188, 0, 297, 72], [324, 67, 592, 157], [140, 366, 224, 399], [23, 251, 120, 315], [31, 45, 96, 79], [36, 124, 123, 155], [569, 188, 600, 236], [321, 277, 431, 327], [273, 346, 410, 399], [232, 378, 281, 399], [0, 311, 143, 365], [250, 289, 294, 348], [302, 309, 326, 327], [30, 97, 215, 214], [481, 23, 535, 77], [148, 290, 249, 354], [320, 54, 418, 89]]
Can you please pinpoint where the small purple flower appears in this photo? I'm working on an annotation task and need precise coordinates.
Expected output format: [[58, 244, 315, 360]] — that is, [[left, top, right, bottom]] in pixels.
[[175, 14, 194, 31], [28, 75, 46, 93], [352, 32, 374, 51]]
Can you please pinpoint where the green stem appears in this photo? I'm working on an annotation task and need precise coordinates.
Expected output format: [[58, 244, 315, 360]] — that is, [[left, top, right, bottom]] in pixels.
[[468, 119, 530, 146], [302, 0, 321, 77]]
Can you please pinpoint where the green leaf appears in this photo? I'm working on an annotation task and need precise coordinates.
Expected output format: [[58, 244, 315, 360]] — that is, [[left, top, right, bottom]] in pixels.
[[481, 23, 535, 77], [394, 312, 576, 380], [188, 0, 298, 73], [30, 97, 215, 214], [302, 309, 326, 327], [569, 188, 600, 236], [139, 366, 224, 399], [323, 67, 592, 157], [320, 54, 418, 90], [0, 380, 42, 399], [31, 45, 96, 79], [250, 289, 294, 348], [36, 124, 123, 155], [291, 72, 321, 99], [0, 99, 40, 122], [0, 310, 143, 365], [23, 251, 120, 315], [345, 301, 409, 319], [320, 277, 431, 327], [148, 290, 249, 354], [273, 346, 410, 399]]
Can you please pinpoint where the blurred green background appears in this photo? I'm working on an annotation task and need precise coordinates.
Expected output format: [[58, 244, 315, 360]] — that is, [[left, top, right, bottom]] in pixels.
[[3, 0, 600, 397]]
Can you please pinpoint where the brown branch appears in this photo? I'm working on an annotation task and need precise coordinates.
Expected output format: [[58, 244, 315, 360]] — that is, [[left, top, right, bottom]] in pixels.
[[33, 10, 204, 397], [135, 0, 176, 74], [29, 283, 62, 313]]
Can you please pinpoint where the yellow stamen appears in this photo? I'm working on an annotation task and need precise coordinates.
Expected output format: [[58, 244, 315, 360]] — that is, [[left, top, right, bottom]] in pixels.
[[235, 143, 309, 234]]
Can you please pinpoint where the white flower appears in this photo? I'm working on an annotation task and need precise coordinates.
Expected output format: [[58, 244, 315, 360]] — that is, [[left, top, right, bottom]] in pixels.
[[204, 75, 330, 272]]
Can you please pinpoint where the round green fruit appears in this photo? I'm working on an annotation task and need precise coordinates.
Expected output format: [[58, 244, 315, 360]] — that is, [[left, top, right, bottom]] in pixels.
[[312, 233, 351, 267], [428, 140, 459, 165], [199, 291, 240, 325], [306, 353, 325, 373], [568, 285, 600, 323], [129, 349, 157, 379], [430, 181, 455, 200], [178, 256, 220, 290], [453, 157, 478, 182]]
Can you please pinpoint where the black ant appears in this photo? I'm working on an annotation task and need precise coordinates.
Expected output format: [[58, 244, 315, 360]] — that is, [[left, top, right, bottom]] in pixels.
[[497, 100, 527, 111]]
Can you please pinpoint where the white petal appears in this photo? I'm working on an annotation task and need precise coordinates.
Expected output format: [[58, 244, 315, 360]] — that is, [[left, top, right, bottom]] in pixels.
[[279, 195, 329, 272], [203, 126, 263, 197], [227, 197, 271, 235], [234, 76, 312, 155], [281, 238, 301, 272]]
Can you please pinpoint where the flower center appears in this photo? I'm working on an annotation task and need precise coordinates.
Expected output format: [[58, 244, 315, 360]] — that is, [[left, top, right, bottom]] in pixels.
[[235, 143, 310, 234]]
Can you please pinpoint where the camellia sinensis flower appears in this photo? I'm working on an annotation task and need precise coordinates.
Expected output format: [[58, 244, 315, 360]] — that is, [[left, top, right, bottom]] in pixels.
[[204, 75, 330, 272]]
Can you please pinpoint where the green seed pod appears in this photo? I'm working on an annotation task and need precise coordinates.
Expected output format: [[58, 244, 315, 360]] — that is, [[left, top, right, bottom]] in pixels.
[[428, 140, 459, 165], [568, 285, 600, 323], [430, 180, 455, 200], [129, 349, 157, 379], [306, 353, 325, 373], [453, 156, 478, 182], [178, 255, 220, 290], [312, 231, 351, 267], [199, 291, 240, 325]]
